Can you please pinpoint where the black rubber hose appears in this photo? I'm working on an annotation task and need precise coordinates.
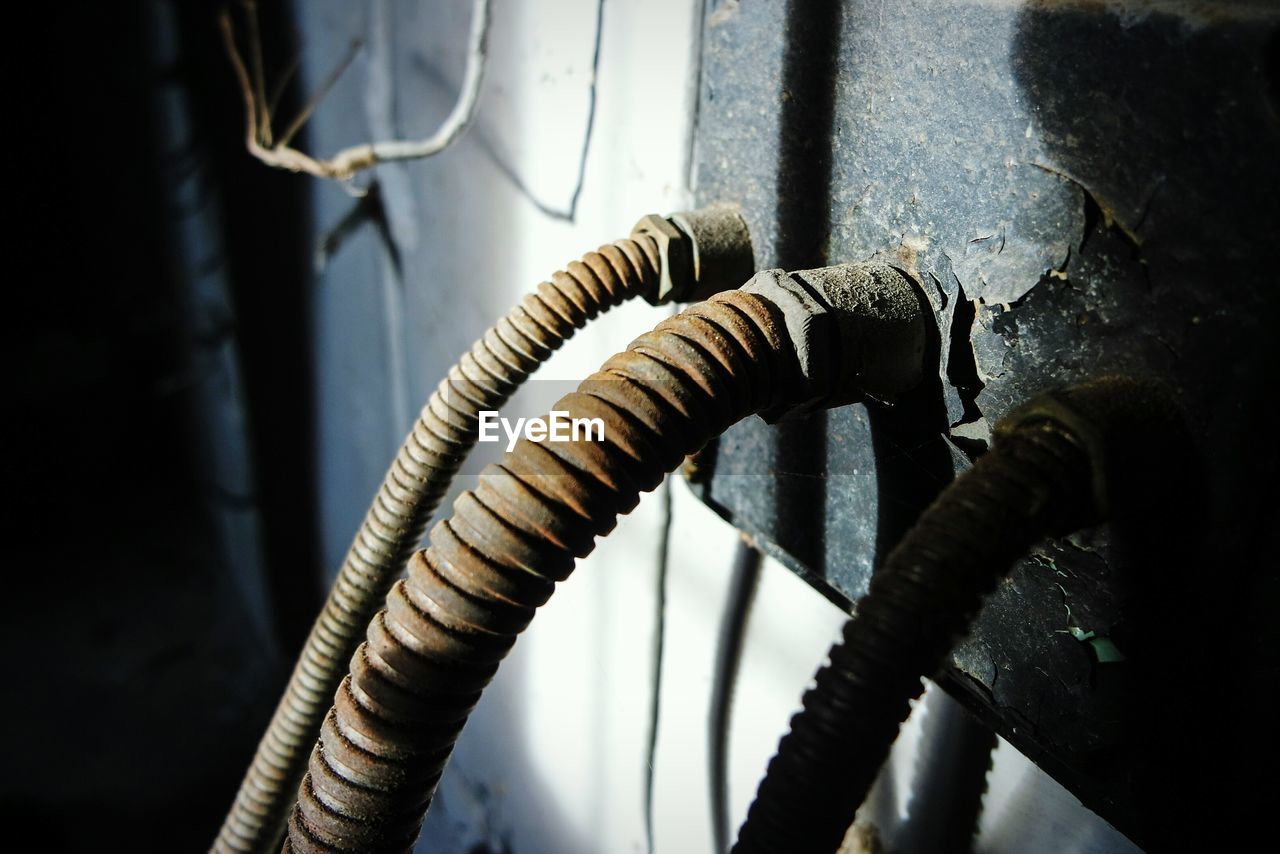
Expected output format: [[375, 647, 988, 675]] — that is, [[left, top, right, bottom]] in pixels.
[[732, 412, 1099, 854], [284, 290, 805, 852], [215, 235, 663, 853]]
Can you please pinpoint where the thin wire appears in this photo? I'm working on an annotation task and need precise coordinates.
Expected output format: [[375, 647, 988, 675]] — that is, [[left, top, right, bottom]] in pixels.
[[398, 0, 606, 221], [275, 37, 362, 149], [710, 537, 763, 853], [643, 475, 674, 854], [365, 0, 491, 162], [563, 0, 606, 222], [221, 0, 492, 180]]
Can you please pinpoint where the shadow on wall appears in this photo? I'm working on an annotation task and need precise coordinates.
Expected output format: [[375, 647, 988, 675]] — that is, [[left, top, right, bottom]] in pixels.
[[3, 0, 318, 848], [1010, 3, 1280, 849], [768, 0, 958, 591], [767, 0, 839, 578]]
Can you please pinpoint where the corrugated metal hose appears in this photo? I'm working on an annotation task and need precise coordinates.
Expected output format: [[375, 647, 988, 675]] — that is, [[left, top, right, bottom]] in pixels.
[[283, 289, 795, 851], [220, 241, 1155, 854], [732, 377, 1178, 854], [281, 264, 930, 851], [215, 207, 754, 853]]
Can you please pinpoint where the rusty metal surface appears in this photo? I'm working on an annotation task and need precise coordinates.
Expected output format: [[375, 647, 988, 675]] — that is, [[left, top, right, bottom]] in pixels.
[[690, 0, 1280, 845]]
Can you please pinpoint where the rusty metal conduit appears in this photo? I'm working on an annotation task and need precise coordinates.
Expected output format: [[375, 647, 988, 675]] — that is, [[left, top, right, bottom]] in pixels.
[[733, 377, 1180, 854], [215, 207, 755, 853], [281, 263, 928, 852]]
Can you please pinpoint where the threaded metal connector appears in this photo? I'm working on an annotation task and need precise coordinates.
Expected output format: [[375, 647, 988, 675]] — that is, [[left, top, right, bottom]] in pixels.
[[740, 261, 928, 419], [632, 204, 755, 305], [996, 376, 1185, 518]]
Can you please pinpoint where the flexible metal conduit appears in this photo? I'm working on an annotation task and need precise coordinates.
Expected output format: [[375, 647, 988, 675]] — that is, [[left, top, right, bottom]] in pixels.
[[216, 207, 754, 853], [283, 264, 927, 852], [732, 378, 1172, 854], [285, 290, 791, 852]]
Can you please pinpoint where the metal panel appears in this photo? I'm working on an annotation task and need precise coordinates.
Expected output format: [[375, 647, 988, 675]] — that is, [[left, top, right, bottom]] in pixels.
[[690, 1, 1280, 845]]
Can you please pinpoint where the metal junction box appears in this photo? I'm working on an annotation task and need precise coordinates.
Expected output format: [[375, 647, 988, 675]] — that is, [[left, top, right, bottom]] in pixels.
[[688, 1, 1280, 847]]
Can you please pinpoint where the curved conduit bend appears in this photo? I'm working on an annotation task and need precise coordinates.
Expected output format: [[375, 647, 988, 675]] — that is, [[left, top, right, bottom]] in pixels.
[[732, 377, 1179, 854], [216, 207, 754, 854], [283, 264, 929, 852]]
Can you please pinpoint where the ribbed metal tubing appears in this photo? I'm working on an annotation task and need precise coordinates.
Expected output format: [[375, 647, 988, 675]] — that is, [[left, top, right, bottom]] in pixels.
[[732, 418, 1096, 854], [215, 236, 661, 854], [284, 290, 798, 852]]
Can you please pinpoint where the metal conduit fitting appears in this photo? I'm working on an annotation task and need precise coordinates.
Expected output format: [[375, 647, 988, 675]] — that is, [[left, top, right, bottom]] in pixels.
[[633, 204, 756, 305], [282, 261, 929, 852], [732, 376, 1182, 854], [214, 206, 755, 854], [739, 262, 927, 418]]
